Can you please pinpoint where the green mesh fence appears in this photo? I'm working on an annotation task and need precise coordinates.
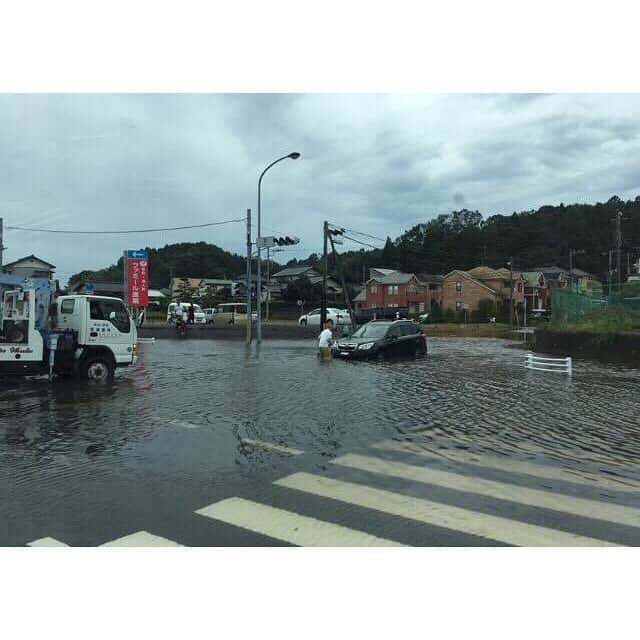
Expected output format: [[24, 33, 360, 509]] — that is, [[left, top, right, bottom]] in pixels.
[[551, 289, 608, 322], [551, 288, 640, 331]]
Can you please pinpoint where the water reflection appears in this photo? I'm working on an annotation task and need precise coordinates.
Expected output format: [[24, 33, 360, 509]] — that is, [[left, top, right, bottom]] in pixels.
[[1, 338, 640, 490]]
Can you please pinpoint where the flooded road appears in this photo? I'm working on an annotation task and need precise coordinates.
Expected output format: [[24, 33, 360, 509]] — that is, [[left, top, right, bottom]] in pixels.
[[2, 337, 640, 546]]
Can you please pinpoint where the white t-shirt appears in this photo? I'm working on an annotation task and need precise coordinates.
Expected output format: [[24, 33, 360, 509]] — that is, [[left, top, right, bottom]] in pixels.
[[318, 328, 333, 348]]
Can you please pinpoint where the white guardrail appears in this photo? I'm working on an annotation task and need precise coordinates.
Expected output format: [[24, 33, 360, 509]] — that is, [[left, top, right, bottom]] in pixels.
[[524, 352, 572, 375]]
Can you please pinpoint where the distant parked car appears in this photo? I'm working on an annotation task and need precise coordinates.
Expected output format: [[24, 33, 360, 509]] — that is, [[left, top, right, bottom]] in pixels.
[[333, 320, 427, 360], [529, 309, 550, 322], [203, 308, 218, 324], [298, 307, 350, 327], [167, 302, 206, 324]]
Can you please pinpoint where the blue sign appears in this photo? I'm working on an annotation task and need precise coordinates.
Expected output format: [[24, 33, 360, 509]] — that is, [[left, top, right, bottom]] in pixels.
[[83, 282, 96, 294], [126, 249, 148, 259]]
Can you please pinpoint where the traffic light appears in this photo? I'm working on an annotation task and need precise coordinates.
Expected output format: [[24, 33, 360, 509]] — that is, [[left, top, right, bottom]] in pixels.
[[273, 236, 300, 246]]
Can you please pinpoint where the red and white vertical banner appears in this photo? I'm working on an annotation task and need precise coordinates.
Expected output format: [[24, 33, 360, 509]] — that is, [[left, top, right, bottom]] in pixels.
[[124, 249, 149, 307]]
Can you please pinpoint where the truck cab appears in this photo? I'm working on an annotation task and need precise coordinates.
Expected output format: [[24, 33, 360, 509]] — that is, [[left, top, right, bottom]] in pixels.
[[1, 285, 137, 381], [55, 295, 138, 378]]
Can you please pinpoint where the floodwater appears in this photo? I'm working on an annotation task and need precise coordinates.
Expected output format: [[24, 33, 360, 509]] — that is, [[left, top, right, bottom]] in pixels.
[[2, 337, 640, 546]]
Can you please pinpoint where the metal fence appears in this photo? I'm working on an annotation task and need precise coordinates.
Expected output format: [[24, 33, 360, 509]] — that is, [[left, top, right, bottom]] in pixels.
[[551, 289, 640, 322]]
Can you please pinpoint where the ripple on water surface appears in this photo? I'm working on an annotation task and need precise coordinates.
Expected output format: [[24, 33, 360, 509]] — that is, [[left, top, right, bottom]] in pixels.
[[1, 337, 640, 492]]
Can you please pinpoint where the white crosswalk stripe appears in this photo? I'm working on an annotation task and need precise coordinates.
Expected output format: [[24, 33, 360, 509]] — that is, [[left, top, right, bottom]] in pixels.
[[27, 531, 181, 547], [372, 440, 640, 492], [275, 472, 615, 546], [27, 537, 69, 547], [333, 453, 640, 529], [196, 497, 401, 546], [101, 531, 181, 547]]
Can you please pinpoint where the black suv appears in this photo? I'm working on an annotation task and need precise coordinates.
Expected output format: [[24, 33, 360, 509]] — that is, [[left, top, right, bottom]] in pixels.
[[333, 320, 427, 360]]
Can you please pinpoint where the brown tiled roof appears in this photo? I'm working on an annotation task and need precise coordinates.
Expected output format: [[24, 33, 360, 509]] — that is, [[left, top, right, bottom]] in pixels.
[[467, 266, 508, 281]]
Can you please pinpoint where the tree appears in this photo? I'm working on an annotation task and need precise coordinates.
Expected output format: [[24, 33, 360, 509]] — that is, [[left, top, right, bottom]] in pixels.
[[174, 278, 195, 303], [282, 276, 321, 304], [199, 285, 221, 309]]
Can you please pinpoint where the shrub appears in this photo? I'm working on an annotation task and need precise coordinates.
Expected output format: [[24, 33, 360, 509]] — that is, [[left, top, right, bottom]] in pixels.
[[477, 298, 497, 323], [443, 307, 456, 323]]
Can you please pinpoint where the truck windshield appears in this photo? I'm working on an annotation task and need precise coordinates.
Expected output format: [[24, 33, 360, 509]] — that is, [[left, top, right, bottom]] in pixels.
[[90, 299, 131, 333]]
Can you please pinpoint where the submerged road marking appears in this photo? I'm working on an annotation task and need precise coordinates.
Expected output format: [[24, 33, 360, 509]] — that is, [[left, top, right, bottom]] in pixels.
[[169, 419, 202, 429], [275, 472, 615, 546], [335, 453, 640, 529], [101, 531, 182, 547], [372, 440, 640, 493], [27, 537, 69, 547], [196, 497, 400, 546], [240, 438, 304, 456]]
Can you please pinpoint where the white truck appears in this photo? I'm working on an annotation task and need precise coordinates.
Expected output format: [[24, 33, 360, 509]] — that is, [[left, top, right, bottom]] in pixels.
[[0, 280, 137, 381]]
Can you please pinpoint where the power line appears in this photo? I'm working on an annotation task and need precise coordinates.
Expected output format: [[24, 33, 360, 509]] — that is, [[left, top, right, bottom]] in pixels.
[[341, 234, 381, 250], [5, 218, 245, 234], [343, 227, 387, 243]]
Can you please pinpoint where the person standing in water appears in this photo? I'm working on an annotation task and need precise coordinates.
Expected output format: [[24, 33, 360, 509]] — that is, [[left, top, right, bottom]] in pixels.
[[318, 320, 334, 361]]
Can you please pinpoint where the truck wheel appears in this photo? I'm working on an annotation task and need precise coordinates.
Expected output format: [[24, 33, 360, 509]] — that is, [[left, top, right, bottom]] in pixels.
[[80, 355, 115, 381]]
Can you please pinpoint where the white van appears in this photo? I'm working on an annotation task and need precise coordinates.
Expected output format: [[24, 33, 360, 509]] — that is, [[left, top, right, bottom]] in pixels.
[[167, 302, 206, 324], [215, 302, 257, 324]]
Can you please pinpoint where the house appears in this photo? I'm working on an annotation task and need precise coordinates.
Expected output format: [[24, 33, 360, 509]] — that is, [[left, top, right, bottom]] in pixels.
[[568, 268, 601, 295], [353, 288, 368, 311], [416, 273, 444, 306], [529, 266, 569, 290], [360, 271, 434, 315], [271, 265, 342, 298], [442, 266, 525, 314], [271, 265, 321, 283], [1, 254, 56, 280], [369, 267, 397, 280], [69, 281, 124, 297], [521, 271, 550, 311], [200, 278, 238, 298]]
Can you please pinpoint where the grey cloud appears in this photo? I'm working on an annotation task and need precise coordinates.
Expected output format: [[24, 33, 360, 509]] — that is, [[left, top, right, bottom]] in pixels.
[[2, 94, 640, 283]]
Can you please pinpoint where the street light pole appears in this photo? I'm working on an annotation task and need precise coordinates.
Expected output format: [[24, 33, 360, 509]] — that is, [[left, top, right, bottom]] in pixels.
[[256, 152, 301, 343]]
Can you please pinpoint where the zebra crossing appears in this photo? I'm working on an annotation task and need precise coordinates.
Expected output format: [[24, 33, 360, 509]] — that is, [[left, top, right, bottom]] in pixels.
[[26, 437, 640, 547]]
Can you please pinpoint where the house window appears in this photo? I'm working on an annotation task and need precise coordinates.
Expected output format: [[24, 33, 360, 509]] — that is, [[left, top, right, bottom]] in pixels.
[[370, 285, 377, 294], [387, 285, 398, 295], [456, 301, 463, 311], [456, 281, 462, 292], [517, 283, 522, 292], [419, 302, 425, 313]]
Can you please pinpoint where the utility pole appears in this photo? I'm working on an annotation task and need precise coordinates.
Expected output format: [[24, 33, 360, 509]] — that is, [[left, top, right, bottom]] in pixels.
[[509, 257, 514, 329], [328, 232, 357, 330], [321, 220, 328, 326], [246, 208, 252, 344], [0, 217, 4, 268], [616, 211, 623, 295], [608, 249, 613, 298], [265, 246, 270, 322]]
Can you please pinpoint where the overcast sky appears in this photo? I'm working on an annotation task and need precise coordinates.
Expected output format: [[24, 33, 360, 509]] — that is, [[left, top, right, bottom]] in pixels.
[[1, 93, 640, 283]]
